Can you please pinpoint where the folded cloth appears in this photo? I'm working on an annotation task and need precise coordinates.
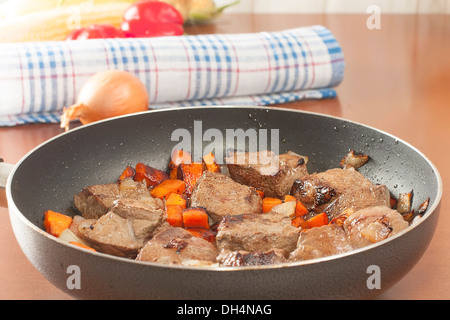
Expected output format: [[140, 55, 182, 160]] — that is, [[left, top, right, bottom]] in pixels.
[[0, 25, 344, 126]]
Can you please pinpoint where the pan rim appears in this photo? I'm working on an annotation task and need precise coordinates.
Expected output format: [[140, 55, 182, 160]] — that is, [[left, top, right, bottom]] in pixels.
[[5, 105, 443, 272]]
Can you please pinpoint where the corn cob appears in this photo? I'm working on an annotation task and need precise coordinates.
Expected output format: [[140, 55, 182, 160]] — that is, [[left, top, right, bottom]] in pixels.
[[190, 0, 215, 13], [0, 2, 130, 43], [187, 0, 240, 23], [154, 0, 239, 23]]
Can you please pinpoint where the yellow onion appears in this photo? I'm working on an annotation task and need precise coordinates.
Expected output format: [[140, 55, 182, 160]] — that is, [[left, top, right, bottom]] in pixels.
[[60, 70, 149, 131]]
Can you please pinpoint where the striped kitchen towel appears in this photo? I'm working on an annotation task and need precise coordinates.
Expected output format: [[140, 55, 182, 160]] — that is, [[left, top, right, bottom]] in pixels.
[[0, 25, 345, 126]]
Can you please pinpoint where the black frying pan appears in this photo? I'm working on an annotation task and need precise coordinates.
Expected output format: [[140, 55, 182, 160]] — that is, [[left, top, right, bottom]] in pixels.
[[2, 106, 442, 299]]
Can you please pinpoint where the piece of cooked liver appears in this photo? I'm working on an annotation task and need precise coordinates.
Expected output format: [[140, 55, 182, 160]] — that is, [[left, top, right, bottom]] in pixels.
[[289, 224, 354, 261], [73, 178, 163, 219], [189, 171, 263, 224], [136, 227, 219, 266], [226, 150, 308, 198], [324, 184, 391, 220], [291, 167, 374, 213], [216, 249, 287, 267], [343, 205, 409, 248], [215, 213, 301, 254], [74, 183, 120, 219], [111, 198, 167, 240], [77, 198, 167, 258]]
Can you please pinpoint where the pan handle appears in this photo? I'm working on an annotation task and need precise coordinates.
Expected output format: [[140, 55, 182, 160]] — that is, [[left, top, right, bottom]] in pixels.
[[1, 158, 15, 208]]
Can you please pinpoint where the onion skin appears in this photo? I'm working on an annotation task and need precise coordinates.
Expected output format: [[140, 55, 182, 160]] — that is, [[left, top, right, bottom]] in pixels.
[[61, 70, 149, 131]]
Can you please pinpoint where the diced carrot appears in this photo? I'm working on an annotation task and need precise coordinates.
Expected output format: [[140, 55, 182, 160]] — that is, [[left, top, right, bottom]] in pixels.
[[165, 191, 188, 227], [294, 200, 309, 217], [166, 205, 184, 227], [44, 210, 73, 237], [118, 165, 136, 181], [150, 179, 186, 199], [69, 241, 97, 252], [165, 192, 187, 209], [306, 212, 329, 228], [262, 197, 283, 213], [134, 162, 169, 187], [202, 152, 221, 173], [291, 216, 308, 228], [284, 195, 296, 202], [284, 195, 308, 216], [168, 149, 192, 179], [185, 227, 216, 243], [182, 207, 210, 229], [177, 162, 204, 197]]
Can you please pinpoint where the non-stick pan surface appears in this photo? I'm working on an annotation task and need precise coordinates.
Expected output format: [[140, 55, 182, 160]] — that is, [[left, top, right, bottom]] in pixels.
[[6, 106, 442, 299]]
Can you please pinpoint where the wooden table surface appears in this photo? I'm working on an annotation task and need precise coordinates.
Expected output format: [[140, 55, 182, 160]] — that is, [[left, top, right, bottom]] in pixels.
[[0, 13, 449, 300]]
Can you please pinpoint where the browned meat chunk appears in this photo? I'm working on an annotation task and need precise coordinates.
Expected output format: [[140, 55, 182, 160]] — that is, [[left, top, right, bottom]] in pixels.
[[226, 150, 308, 198], [110, 198, 167, 240], [324, 184, 391, 220], [217, 249, 287, 267], [78, 212, 142, 258], [343, 206, 409, 248], [291, 167, 374, 213], [136, 227, 219, 266], [189, 171, 263, 224], [77, 198, 167, 258], [289, 224, 354, 261], [73, 178, 163, 219], [215, 213, 301, 254], [74, 183, 120, 219]]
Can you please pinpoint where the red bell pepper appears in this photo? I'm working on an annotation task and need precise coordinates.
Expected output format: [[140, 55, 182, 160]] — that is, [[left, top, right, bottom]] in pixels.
[[121, 0, 184, 38], [66, 24, 125, 40]]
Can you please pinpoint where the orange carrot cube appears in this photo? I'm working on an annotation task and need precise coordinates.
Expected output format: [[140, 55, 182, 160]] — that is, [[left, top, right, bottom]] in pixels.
[[134, 162, 169, 187], [168, 149, 192, 179], [150, 179, 186, 199], [118, 165, 136, 181], [166, 205, 184, 227], [165, 193, 187, 209], [44, 210, 73, 237], [177, 162, 204, 197], [306, 212, 329, 228], [262, 197, 283, 213], [69, 241, 96, 252], [202, 152, 221, 173], [182, 207, 210, 229]]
